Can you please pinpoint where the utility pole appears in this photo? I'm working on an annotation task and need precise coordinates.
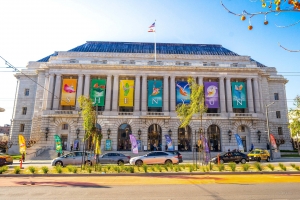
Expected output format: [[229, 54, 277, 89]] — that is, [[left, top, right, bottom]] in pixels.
[[266, 102, 274, 160]]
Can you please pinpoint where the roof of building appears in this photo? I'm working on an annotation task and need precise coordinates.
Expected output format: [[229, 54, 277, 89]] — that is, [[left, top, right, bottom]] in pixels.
[[37, 41, 266, 67]]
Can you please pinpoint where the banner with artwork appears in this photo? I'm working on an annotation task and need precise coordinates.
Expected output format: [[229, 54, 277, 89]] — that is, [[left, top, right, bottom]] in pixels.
[[234, 134, 244, 152], [270, 133, 277, 150], [148, 80, 163, 107], [129, 134, 138, 154], [119, 80, 134, 106], [54, 135, 62, 154], [61, 79, 77, 106], [231, 82, 247, 108], [165, 135, 174, 150], [204, 82, 219, 108], [90, 79, 106, 106], [18, 134, 26, 154], [176, 81, 190, 105]]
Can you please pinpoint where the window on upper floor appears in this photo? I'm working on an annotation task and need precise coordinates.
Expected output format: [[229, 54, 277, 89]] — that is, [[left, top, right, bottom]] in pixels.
[[22, 107, 27, 115], [130, 60, 135, 64], [19, 124, 25, 132], [211, 62, 216, 66], [278, 127, 283, 135], [62, 124, 69, 130], [232, 63, 238, 67], [102, 60, 107, 64], [24, 89, 29, 96], [175, 61, 181, 65], [120, 60, 126, 64], [203, 62, 207, 66], [274, 93, 279, 100], [183, 62, 190, 66], [276, 111, 281, 118]]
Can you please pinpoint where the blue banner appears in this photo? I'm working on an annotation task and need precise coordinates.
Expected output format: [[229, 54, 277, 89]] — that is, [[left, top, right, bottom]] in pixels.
[[105, 139, 112, 151], [165, 135, 174, 150], [176, 81, 190, 105], [234, 134, 244, 152], [148, 80, 163, 107]]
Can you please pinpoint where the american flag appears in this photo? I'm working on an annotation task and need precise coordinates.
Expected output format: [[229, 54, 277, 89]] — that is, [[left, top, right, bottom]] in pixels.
[[148, 22, 155, 32]]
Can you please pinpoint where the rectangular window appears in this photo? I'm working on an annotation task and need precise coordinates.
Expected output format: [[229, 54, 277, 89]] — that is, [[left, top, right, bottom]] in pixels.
[[183, 62, 190, 66], [276, 111, 281, 118], [203, 62, 207, 66], [22, 107, 27, 115], [24, 89, 29, 96], [211, 62, 216, 66], [274, 93, 279, 100], [278, 127, 283, 135], [62, 124, 68, 130], [130, 60, 135, 64], [175, 61, 181, 65], [19, 124, 25, 132]]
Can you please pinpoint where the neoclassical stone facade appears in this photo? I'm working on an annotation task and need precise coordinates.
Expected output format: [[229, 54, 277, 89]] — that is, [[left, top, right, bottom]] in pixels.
[[9, 41, 293, 155]]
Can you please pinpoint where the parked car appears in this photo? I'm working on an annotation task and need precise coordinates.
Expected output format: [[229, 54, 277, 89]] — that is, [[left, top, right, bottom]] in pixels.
[[98, 153, 130, 165], [0, 158, 6, 166], [210, 152, 249, 164], [0, 153, 13, 166], [129, 151, 179, 166], [248, 149, 270, 162], [51, 151, 94, 167], [165, 150, 183, 163]]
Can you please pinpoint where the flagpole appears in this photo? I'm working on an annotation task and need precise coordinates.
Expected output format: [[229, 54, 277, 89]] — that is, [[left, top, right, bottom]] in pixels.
[[154, 20, 156, 62]]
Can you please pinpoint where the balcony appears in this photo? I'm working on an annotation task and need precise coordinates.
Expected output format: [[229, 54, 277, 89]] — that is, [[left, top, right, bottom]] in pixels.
[[42, 110, 79, 117], [229, 113, 259, 119], [118, 112, 133, 116]]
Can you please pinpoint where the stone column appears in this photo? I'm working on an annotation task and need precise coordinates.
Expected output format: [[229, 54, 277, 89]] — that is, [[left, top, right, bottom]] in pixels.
[[42, 72, 49, 110], [170, 76, 176, 112], [219, 77, 226, 113], [52, 74, 62, 110], [134, 75, 141, 112], [141, 75, 147, 112], [112, 75, 119, 111], [83, 74, 90, 97], [105, 75, 112, 111], [198, 76, 203, 86], [46, 73, 55, 110], [226, 77, 233, 113], [75, 74, 83, 110], [163, 75, 169, 112], [247, 78, 254, 113], [253, 77, 261, 113]]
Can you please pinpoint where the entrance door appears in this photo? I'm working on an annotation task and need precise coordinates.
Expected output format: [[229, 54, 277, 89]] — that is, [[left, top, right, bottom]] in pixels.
[[61, 135, 68, 151], [241, 136, 247, 152]]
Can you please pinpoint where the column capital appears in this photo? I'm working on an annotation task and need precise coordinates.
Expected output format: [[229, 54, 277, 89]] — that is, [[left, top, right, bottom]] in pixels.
[[106, 74, 112, 78], [85, 74, 90, 77], [247, 77, 252, 81], [135, 75, 141, 78], [253, 77, 258, 81], [49, 73, 55, 77], [56, 74, 62, 78], [142, 75, 147, 78], [218, 76, 225, 80], [78, 74, 84, 77], [164, 75, 169, 79], [114, 74, 119, 78]]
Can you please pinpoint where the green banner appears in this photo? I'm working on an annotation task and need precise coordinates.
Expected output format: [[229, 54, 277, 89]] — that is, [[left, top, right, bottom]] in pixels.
[[231, 82, 247, 108], [54, 135, 62, 153], [148, 80, 163, 107], [90, 79, 106, 106]]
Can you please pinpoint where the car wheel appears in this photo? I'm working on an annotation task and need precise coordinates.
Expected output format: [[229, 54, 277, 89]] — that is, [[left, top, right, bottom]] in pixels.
[[220, 159, 224, 164], [118, 160, 124, 165], [266, 157, 270, 162], [235, 161, 240, 164], [55, 161, 63, 167], [241, 158, 246, 164], [257, 158, 261, 162], [165, 159, 172, 165], [135, 160, 143, 166], [85, 160, 92, 166]]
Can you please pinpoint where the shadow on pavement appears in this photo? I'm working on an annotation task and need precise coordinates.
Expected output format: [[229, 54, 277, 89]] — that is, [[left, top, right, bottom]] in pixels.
[[14, 181, 110, 188]]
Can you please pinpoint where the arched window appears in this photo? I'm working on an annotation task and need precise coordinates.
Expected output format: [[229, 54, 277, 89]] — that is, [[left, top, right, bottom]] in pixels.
[[177, 126, 192, 151], [117, 124, 132, 151], [148, 124, 162, 151], [207, 125, 221, 151]]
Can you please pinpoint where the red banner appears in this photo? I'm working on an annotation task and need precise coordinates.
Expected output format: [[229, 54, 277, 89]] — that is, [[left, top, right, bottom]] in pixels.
[[270, 134, 277, 150]]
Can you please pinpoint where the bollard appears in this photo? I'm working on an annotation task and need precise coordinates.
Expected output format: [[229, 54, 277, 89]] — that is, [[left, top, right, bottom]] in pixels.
[[19, 158, 23, 169], [217, 153, 220, 165]]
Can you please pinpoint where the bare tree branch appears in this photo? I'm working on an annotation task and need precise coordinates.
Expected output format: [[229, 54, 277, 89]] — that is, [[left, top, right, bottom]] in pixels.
[[278, 43, 300, 52], [275, 20, 300, 28]]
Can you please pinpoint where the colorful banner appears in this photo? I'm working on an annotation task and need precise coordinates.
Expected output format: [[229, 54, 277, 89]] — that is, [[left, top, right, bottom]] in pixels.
[[204, 82, 219, 108], [176, 81, 190, 105], [234, 134, 244, 152], [18, 134, 26, 154], [129, 134, 138, 154], [90, 79, 106, 106], [200, 135, 210, 164], [105, 139, 112, 151], [165, 135, 174, 150], [61, 79, 77, 106], [54, 135, 62, 154], [270, 134, 277, 150], [119, 80, 134, 106], [148, 80, 163, 107], [231, 82, 247, 108], [74, 139, 79, 151]]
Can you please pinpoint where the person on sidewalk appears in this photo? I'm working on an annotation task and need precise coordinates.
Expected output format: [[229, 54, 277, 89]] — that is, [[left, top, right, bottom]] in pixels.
[[70, 144, 73, 151], [249, 143, 254, 151], [21, 152, 25, 162]]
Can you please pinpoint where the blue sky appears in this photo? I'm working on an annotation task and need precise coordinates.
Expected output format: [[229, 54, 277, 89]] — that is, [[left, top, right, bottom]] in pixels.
[[0, 0, 299, 125]]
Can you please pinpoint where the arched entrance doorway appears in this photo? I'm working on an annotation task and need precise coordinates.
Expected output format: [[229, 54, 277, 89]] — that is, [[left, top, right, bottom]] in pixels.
[[117, 123, 132, 151], [207, 125, 221, 151], [148, 124, 162, 151], [177, 126, 192, 151]]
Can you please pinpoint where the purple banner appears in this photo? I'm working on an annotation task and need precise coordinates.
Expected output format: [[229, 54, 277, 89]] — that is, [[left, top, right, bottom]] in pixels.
[[129, 134, 138, 154], [204, 82, 219, 108], [165, 135, 174, 150]]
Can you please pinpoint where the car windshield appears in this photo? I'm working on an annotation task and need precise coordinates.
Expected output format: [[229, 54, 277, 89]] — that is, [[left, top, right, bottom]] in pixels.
[[250, 150, 261, 154]]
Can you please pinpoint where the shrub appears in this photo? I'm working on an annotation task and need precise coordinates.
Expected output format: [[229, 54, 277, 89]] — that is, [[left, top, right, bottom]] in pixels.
[[228, 162, 236, 172], [129, 166, 134, 173], [142, 164, 148, 173], [0, 166, 8, 174], [169, 164, 174, 171], [295, 166, 300, 171], [55, 166, 62, 174], [266, 164, 275, 171], [279, 163, 287, 171], [242, 164, 250, 172], [87, 167, 91, 173], [253, 162, 263, 171], [28, 166, 36, 174], [217, 164, 225, 172], [107, 165, 112, 171], [117, 167, 121, 173], [66, 165, 74, 172], [163, 165, 168, 172], [41, 166, 49, 174], [14, 166, 21, 174], [151, 166, 155, 172], [189, 165, 194, 172], [202, 166, 207, 172], [209, 163, 213, 171], [291, 163, 296, 168], [155, 165, 162, 172]]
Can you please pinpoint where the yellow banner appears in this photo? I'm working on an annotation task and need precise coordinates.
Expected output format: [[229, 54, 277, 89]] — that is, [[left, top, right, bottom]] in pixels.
[[61, 79, 77, 106], [18, 134, 26, 154], [119, 80, 134, 106]]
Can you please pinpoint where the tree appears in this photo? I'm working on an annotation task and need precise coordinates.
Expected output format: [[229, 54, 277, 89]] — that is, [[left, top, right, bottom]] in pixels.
[[289, 95, 300, 155], [221, 0, 300, 52]]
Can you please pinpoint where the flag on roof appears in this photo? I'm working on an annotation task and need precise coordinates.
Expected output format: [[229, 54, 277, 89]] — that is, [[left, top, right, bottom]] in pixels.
[[148, 22, 155, 32]]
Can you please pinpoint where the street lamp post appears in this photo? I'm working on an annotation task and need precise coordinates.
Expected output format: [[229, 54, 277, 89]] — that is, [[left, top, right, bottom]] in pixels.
[[266, 102, 274, 160]]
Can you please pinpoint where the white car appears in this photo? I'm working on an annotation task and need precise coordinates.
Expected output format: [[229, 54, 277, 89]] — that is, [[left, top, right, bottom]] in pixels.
[[130, 151, 179, 166], [51, 151, 94, 166]]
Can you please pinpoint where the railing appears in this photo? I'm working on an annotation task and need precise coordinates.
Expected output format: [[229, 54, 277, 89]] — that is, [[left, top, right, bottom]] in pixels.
[[118, 112, 133, 116], [146, 112, 165, 116], [96, 111, 103, 115], [235, 113, 253, 117], [206, 113, 221, 117], [54, 110, 78, 115]]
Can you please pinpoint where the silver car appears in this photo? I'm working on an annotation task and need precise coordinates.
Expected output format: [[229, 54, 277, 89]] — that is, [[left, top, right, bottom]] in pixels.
[[51, 151, 94, 167], [98, 153, 130, 165], [129, 151, 179, 166]]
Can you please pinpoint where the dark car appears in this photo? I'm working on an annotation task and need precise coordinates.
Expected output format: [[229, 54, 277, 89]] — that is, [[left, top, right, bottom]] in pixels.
[[165, 151, 183, 163], [98, 153, 130, 165], [0, 158, 6, 166], [210, 152, 249, 164]]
